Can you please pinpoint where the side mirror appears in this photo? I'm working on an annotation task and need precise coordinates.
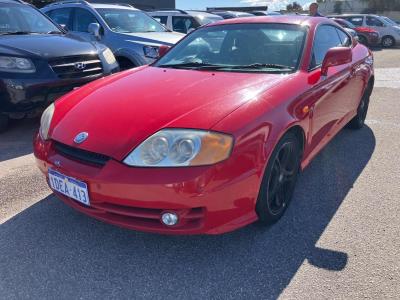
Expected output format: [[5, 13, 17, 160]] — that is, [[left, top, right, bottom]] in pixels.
[[88, 23, 101, 39], [158, 45, 171, 58], [59, 24, 68, 31], [321, 47, 352, 76]]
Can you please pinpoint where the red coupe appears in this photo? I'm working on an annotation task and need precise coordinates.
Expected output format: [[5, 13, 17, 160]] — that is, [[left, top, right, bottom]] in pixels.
[[34, 16, 374, 235]]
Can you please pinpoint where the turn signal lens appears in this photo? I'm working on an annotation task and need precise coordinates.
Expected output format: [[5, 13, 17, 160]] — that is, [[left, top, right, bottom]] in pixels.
[[123, 129, 234, 167]]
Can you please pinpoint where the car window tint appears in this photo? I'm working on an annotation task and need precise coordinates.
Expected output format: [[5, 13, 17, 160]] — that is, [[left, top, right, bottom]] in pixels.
[[152, 16, 168, 25], [346, 17, 363, 26], [172, 16, 198, 33], [336, 28, 352, 47], [73, 8, 98, 32], [47, 8, 72, 29], [311, 25, 343, 69], [366, 16, 384, 27]]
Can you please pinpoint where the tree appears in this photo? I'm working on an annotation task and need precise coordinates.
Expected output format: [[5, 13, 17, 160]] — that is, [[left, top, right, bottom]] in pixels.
[[286, 1, 303, 12], [334, 1, 343, 14], [361, 0, 400, 12]]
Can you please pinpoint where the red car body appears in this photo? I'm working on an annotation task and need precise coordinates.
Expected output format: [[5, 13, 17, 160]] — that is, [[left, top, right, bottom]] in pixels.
[[34, 16, 374, 235]]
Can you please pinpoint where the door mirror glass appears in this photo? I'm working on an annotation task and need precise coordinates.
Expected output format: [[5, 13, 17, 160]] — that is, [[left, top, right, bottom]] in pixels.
[[321, 47, 352, 76], [88, 22, 101, 39]]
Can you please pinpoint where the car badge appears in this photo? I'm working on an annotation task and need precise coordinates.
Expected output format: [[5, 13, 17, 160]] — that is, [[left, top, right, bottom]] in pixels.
[[74, 62, 86, 71], [74, 132, 89, 144]]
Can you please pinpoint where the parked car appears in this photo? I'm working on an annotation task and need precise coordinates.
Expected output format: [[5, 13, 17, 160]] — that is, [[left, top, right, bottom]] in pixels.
[[42, 1, 184, 70], [0, 0, 119, 132], [208, 10, 254, 19], [330, 17, 380, 46], [148, 10, 223, 34], [330, 14, 400, 47], [251, 11, 282, 16], [34, 16, 374, 235]]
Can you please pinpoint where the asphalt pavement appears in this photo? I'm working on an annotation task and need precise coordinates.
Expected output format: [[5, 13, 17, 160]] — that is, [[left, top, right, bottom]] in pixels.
[[0, 49, 399, 299]]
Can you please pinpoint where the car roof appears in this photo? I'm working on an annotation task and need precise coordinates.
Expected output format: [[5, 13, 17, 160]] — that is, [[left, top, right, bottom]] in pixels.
[[90, 3, 138, 10], [206, 15, 326, 28], [42, 1, 139, 11]]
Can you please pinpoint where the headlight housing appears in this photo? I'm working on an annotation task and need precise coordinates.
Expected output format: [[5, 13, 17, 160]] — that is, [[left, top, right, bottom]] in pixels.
[[143, 45, 159, 59], [123, 129, 234, 167], [39, 103, 55, 140], [0, 56, 36, 73], [102, 48, 116, 65]]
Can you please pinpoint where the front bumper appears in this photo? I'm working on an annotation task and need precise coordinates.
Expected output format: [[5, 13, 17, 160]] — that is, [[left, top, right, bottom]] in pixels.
[[0, 68, 119, 116], [34, 134, 260, 235]]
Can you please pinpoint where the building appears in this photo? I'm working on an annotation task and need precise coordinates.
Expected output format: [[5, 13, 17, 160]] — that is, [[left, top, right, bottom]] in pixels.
[[206, 6, 268, 12], [318, 0, 367, 15]]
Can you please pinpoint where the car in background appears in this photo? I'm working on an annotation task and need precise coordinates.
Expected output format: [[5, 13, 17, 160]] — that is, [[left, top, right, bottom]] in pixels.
[[34, 16, 374, 235], [148, 9, 223, 34], [251, 11, 282, 16], [330, 17, 380, 47], [208, 10, 254, 19], [42, 1, 184, 70], [0, 0, 119, 132], [330, 14, 400, 47]]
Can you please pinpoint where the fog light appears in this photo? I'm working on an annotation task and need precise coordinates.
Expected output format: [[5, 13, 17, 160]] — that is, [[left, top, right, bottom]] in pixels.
[[161, 212, 178, 226]]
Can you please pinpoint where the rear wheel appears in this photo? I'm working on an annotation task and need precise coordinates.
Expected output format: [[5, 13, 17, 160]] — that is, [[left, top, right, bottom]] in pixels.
[[0, 114, 9, 133], [348, 90, 370, 130], [256, 132, 301, 225], [382, 36, 395, 48]]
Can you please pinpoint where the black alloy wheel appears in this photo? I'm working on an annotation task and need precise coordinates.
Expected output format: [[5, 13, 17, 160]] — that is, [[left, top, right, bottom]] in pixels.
[[256, 132, 301, 224]]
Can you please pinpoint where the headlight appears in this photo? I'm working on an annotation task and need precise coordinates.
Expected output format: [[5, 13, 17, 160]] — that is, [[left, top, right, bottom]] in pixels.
[[0, 56, 36, 73], [39, 103, 55, 140], [123, 129, 234, 167], [143, 45, 159, 59], [102, 48, 116, 65]]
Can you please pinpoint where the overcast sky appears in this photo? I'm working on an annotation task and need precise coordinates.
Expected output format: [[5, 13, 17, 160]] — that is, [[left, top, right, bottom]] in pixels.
[[176, 0, 313, 11]]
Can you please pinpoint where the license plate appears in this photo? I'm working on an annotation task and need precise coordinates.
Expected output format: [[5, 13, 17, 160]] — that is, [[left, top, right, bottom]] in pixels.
[[48, 169, 90, 206]]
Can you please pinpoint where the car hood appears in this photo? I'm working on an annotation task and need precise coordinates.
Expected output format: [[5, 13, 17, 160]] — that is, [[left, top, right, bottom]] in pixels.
[[51, 66, 291, 160], [120, 31, 184, 46], [0, 34, 97, 58]]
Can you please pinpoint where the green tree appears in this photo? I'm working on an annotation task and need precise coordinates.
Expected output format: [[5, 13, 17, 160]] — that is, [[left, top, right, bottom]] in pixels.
[[286, 1, 303, 11], [334, 1, 343, 14], [361, 0, 400, 12]]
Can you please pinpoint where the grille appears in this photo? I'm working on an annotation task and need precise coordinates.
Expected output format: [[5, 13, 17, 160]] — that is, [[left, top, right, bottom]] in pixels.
[[49, 55, 103, 79], [54, 142, 110, 167]]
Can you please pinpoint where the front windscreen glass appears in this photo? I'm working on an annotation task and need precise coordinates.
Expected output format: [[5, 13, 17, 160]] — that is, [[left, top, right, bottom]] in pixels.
[[0, 3, 61, 34], [154, 23, 307, 73], [96, 8, 167, 33]]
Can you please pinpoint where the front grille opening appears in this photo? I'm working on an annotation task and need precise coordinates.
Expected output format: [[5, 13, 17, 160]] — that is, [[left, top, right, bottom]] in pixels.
[[54, 142, 110, 167], [49, 55, 103, 79]]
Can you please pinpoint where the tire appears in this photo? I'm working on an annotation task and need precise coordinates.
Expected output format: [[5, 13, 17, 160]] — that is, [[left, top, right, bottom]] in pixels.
[[0, 114, 9, 133], [348, 89, 370, 130], [381, 36, 395, 48], [256, 132, 301, 225], [358, 35, 368, 46]]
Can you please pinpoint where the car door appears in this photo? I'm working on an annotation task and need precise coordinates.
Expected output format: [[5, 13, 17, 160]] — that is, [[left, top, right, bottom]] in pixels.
[[365, 16, 387, 36], [307, 25, 354, 151], [70, 7, 101, 42]]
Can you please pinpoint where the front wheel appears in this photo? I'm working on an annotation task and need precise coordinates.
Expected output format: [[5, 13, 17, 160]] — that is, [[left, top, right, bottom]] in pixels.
[[382, 36, 395, 48], [256, 132, 301, 225], [0, 114, 9, 133]]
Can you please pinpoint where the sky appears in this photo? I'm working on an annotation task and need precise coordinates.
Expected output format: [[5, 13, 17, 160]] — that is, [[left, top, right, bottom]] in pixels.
[[176, 0, 313, 11]]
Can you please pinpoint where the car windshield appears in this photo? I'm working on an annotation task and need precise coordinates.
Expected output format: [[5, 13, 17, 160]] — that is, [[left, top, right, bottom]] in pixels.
[[155, 23, 307, 73], [382, 16, 397, 26], [338, 19, 356, 29], [192, 14, 224, 25], [0, 3, 61, 34], [96, 8, 167, 33]]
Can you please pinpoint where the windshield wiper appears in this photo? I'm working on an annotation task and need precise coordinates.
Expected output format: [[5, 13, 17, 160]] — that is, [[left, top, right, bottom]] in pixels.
[[47, 30, 62, 34], [158, 62, 226, 70], [227, 63, 295, 71]]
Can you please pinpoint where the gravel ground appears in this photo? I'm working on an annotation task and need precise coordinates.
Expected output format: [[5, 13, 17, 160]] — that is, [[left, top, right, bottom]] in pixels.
[[0, 49, 399, 300]]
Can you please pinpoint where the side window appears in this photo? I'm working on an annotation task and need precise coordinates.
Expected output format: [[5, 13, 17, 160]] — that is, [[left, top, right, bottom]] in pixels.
[[310, 25, 343, 69], [172, 16, 197, 33], [346, 17, 363, 27], [152, 15, 168, 26], [336, 28, 352, 47], [73, 8, 98, 32], [366, 16, 384, 27], [47, 8, 72, 29]]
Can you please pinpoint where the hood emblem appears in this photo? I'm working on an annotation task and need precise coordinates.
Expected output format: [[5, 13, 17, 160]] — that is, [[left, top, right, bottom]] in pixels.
[[74, 62, 86, 71], [74, 132, 89, 144]]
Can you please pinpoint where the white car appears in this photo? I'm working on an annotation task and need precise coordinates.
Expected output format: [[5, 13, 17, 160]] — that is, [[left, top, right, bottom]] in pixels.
[[148, 9, 223, 34], [333, 14, 400, 47]]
